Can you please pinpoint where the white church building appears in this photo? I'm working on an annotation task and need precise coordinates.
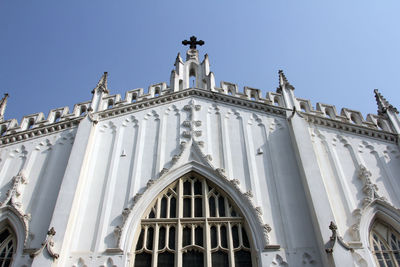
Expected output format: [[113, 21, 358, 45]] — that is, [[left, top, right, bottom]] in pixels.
[[0, 37, 399, 266]]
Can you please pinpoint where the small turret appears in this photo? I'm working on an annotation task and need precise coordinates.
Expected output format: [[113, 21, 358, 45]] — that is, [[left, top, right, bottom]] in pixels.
[[374, 89, 400, 134], [0, 93, 9, 122], [170, 36, 216, 92], [90, 72, 109, 112]]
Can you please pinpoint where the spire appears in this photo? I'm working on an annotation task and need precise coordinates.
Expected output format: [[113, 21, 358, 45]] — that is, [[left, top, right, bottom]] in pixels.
[[91, 72, 109, 94], [278, 70, 294, 92], [374, 89, 398, 116], [0, 93, 9, 122]]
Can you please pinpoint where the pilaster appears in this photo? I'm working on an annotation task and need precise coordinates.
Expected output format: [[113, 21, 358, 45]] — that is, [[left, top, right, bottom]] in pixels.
[[31, 116, 97, 266], [287, 111, 354, 266]]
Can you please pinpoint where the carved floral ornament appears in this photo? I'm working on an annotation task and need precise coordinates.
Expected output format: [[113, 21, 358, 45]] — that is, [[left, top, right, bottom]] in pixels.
[[113, 132, 278, 251], [349, 164, 393, 243]]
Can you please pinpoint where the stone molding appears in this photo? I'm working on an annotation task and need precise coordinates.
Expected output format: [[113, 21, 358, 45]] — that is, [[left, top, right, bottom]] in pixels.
[[303, 113, 397, 143], [97, 88, 287, 121], [0, 118, 80, 146]]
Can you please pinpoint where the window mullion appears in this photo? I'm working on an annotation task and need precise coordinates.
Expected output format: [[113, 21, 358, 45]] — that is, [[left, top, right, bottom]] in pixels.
[[167, 197, 171, 219], [203, 179, 211, 267], [176, 179, 183, 267], [227, 222, 235, 267], [152, 224, 159, 267], [156, 198, 161, 219], [191, 180, 195, 218]]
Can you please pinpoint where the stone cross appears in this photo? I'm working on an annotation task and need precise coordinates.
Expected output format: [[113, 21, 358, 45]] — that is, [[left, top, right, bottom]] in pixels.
[[182, 36, 204, 49]]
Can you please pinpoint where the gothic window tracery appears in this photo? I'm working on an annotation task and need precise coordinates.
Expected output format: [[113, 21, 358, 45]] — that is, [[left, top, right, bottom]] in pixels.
[[0, 227, 16, 267], [370, 220, 400, 267], [133, 173, 254, 267]]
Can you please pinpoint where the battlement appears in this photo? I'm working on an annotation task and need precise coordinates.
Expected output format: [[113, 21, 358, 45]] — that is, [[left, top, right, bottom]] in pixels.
[[0, 50, 398, 144], [0, 79, 396, 138]]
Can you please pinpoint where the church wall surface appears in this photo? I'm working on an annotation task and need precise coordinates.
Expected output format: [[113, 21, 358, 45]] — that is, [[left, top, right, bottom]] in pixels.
[[0, 46, 399, 266]]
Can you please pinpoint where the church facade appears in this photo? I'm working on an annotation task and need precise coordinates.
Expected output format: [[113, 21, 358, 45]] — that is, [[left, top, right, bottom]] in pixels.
[[0, 39, 399, 266]]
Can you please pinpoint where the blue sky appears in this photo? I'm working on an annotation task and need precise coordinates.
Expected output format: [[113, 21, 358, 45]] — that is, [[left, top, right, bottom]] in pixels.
[[1, 1, 399, 122]]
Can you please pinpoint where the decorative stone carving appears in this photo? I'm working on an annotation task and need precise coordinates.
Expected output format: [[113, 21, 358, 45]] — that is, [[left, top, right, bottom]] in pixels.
[[347, 164, 392, 242], [30, 227, 59, 260], [182, 120, 191, 127], [244, 190, 253, 198], [270, 254, 288, 267], [0, 170, 31, 246], [0, 170, 27, 208], [325, 221, 353, 253], [146, 179, 155, 188], [182, 100, 203, 139], [302, 253, 316, 266], [358, 164, 386, 208]]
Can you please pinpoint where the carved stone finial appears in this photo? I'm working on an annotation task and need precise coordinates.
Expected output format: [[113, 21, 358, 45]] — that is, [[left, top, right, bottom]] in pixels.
[[326, 221, 353, 253], [91, 72, 109, 94], [374, 89, 398, 116], [30, 227, 59, 260], [277, 70, 294, 92], [328, 221, 337, 240], [0, 93, 9, 121]]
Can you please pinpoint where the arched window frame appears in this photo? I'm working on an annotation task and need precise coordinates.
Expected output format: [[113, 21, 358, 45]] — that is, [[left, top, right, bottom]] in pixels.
[[131, 172, 256, 267], [0, 225, 17, 266], [369, 220, 400, 266], [357, 200, 400, 267], [119, 164, 270, 267], [0, 206, 28, 267]]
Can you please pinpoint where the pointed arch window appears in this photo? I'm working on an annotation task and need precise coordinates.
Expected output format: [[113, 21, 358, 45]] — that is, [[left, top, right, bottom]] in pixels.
[[370, 220, 400, 267], [133, 173, 254, 267], [0, 227, 16, 267]]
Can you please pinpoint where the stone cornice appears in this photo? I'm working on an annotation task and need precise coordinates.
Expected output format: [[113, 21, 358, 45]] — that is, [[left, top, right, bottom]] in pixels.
[[97, 88, 287, 121], [303, 112, 397, 143], [0, 118, 81, 146]]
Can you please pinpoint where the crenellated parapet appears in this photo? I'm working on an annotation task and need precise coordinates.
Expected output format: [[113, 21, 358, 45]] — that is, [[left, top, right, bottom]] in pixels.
[[1, 51, 399, 145]]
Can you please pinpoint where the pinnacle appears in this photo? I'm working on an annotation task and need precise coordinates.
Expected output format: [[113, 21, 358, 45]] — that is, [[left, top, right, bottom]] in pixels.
[[92, 72, 109, 94], [0, 93, 9, 122], [374, 89, 398, 115], [278, 70, 294, 91]]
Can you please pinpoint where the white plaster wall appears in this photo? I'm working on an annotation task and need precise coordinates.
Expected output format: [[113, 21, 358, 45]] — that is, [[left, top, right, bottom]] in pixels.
[[61, 97, 321, 266], [3, 94, 398, 266], [0, 129, 76, 247], [310, 124, 400, 245]]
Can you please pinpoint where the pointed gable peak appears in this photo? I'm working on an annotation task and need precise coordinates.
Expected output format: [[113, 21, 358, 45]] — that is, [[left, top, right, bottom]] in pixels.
[[92, 72, 109, 94], [278, 70, 294, 91], [374, 89, 398, 115]]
